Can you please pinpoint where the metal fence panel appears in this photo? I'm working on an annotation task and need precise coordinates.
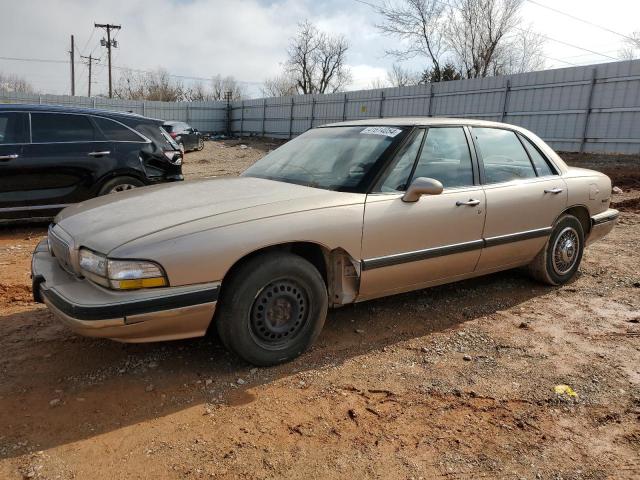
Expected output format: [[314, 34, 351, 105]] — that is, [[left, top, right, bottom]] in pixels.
[[2, 59, 640, 153]]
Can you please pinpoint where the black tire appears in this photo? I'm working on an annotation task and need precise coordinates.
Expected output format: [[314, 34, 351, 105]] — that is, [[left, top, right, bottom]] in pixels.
[[528, 214, 584, 285], [195, 138, 204, 151], [215, 252, 328, 366], [98, 176, 145, 196]]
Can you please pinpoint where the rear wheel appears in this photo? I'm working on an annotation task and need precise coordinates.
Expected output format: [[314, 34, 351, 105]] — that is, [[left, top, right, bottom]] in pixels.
[[215, 252, 327, 366], [196, 138, 204, 151], [528, 214, 584, 285], [98, 176, 145, 195]]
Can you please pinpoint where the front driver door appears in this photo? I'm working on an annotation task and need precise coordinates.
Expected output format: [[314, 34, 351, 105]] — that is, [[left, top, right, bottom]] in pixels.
[[359, 126, 486, 301]]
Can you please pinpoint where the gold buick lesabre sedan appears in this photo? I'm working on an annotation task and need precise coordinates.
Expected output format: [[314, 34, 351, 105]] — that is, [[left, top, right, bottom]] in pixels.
[[32, 118, 618, 366]]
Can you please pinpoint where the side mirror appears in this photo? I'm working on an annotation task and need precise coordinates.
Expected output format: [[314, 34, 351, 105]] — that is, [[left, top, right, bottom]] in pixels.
[[401, 177, 444, 202]]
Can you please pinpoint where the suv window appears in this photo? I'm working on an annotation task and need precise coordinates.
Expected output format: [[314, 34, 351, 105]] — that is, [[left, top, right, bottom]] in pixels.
[[0, 112, 27, 144], [94, 117, 143, 142], [413, 127, 474, 188], [378, 129, 425, 192], [473, 128, 536, 183], [31, 113, 97, 143], [520, 135, 555, 176]]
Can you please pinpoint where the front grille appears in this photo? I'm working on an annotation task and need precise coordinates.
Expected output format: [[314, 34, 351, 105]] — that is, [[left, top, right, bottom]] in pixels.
[[48, 226, 74, 274]]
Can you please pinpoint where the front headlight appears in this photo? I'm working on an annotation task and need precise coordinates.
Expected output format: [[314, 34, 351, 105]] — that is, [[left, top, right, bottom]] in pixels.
[[79, 248, 108, 277], [79, 248, 167, 290], [108, 259, 168, 289]]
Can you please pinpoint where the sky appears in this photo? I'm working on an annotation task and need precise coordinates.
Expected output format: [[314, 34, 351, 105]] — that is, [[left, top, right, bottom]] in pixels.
[[0, 0, 638, 98]]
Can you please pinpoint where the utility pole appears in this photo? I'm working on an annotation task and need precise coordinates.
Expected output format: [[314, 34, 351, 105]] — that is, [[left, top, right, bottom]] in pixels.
[[69, 34, 75, 96], [80, 54, 98, 97], [95, 22, 121, 98]]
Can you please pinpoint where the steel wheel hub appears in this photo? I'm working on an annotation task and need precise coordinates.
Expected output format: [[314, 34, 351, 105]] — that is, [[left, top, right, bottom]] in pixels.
[[552, 227, 579, 275], [250, 280, 308, 346], [109, 184, 137, 193]]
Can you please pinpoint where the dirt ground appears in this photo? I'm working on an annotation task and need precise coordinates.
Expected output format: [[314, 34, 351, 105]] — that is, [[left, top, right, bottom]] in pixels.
[[0, 139, 639, 479]]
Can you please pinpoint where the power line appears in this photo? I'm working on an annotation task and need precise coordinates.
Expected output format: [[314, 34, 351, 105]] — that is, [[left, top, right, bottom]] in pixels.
[[525, 0, 636, 42], [0, 55, 263, 86], [352, 0, 620, 61]]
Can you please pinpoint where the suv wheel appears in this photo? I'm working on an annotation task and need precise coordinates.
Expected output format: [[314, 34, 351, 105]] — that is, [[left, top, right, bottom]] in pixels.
[[98, 176, 145, 195], [215, 252, 328, 366], [528, 214, 585, 285]]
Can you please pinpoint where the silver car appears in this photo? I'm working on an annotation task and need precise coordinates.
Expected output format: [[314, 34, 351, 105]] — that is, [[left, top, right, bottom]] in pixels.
[[32, 118, 618, 366]]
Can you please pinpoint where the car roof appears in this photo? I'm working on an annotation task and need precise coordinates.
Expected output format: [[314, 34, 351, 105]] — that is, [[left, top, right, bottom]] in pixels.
[[0, 103, 164, 124], [323, 117, 525, 130]]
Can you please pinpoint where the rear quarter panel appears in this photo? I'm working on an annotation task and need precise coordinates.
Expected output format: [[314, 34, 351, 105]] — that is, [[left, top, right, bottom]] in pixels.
[[563, 167, 612, 217]]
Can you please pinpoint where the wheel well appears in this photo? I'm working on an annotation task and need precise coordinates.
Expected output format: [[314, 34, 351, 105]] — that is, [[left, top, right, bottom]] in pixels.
[[563, 205, 591, 235], [218, 242, 360, 307], [221, 242, 329, 288]]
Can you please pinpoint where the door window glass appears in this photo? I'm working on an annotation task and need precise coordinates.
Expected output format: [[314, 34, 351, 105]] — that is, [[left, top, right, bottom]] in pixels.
[[520, 135, 555, 176], [473, 128, 536, 183], [94, 117, 143, 142], [377, 130, 425, 192], [413, 127, 474, 188], [31, 113, 96, 143], [0, 112, 26, 144]]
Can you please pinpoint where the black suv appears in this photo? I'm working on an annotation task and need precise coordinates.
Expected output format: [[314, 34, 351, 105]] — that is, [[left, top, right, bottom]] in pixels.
[[0, 105, 183, 220], [162, 121, 204, 152]]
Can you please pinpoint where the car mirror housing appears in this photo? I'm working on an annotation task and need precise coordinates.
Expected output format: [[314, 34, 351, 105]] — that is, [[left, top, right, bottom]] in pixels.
[[401, 177, 444, 202]]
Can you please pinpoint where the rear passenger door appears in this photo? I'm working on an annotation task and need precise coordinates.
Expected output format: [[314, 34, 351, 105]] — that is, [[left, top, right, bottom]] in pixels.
[[0, 111, 29, 216], [20, 112, 115, 206], [471, 127, 567, 270]]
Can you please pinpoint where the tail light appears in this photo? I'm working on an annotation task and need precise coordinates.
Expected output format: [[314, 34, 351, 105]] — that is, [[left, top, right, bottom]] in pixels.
[[163, 150, 182, 165], [169, 132, 178, 138]]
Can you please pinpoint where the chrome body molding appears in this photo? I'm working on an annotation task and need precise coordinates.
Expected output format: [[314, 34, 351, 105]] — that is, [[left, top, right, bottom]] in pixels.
[[586, 208, 619, 246], [362, 227, 553, 271]]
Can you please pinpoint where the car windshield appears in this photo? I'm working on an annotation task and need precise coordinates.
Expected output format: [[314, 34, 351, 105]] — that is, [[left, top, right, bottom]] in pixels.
[[242, 126, 407, 191]]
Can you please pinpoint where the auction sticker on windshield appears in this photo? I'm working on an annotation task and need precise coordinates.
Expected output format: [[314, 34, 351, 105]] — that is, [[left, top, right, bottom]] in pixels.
[[360, 127, 402, 137]]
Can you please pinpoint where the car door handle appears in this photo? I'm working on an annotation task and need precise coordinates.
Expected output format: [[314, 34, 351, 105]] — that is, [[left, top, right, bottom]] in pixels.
[[456, 199, 481, 206], [0, 154, 19, 161], [544, 188, 563, 194], [88, 151, 111, 157]]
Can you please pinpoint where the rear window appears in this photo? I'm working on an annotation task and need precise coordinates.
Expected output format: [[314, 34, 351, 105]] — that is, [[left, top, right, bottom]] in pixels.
[[162, 124, 175, 133], [94, 116, 144, 142], [31, 113, 97, 143]]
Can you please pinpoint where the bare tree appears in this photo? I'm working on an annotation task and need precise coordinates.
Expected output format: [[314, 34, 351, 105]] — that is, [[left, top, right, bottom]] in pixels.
[[375, 1, 447, 75], [262, 74, 298, 97], [285, 20, 351, 94], [387, 63, 420, 86], [492, 26, 546, 75], [116, 70, 245, 101], [445, 0, 524, 78], [619, 31, 640, 60], [114, 68, 184, 101], [209, 75, 245, 100], [0, 72, 35, 93], [375, 0, 541, 80]]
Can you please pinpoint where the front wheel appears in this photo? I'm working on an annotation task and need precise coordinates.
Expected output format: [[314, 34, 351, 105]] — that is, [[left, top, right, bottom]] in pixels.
[[196, 138, 204, 151], [528, 214, 584, 285], [215, 252, 328, 366]]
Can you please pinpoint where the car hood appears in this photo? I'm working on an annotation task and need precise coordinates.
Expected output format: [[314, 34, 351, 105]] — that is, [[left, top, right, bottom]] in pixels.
[[55, 177, 364, 254]]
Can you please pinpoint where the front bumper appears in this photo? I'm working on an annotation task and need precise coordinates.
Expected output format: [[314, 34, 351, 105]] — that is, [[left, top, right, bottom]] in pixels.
[[586, 208, 619, 246], [31, 239, 218, 343]]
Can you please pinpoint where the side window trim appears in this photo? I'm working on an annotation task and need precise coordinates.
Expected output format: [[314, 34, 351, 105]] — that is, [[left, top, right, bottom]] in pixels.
[[408, 125, 478, 190], [369, 127, 424, 193], [29, 111, 100, 144], [91, 115, 150, 143], [470, 126, 541, 186], [516, 132, 558, 176], [405, 127, 429, 188]]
